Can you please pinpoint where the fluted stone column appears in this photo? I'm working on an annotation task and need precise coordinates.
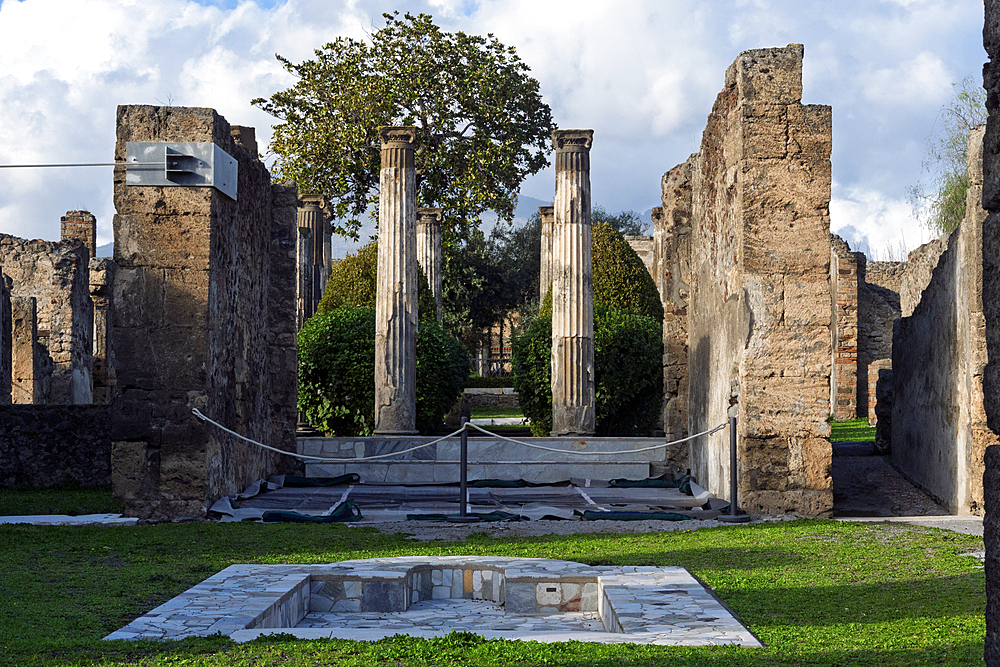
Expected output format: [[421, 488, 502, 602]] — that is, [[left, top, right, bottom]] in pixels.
[[416, 207, 443, 322], [538, 206, 555, 302], [375, 127, 418, 435], [297, 195, 325, 323], [550, 130, 595, 436], [295, 225, 313, 330]]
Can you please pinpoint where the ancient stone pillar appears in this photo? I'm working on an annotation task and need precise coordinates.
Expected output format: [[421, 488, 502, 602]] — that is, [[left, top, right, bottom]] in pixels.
[[539, 206, 555, 302], [0, 274, 10, 405], [416, 207, 443, 322], [550, 129, 595, 436], [297, 195, 325, 326], [61, 210, 97, 258], [295, 225, 314, 330], [89, 258, 116, 405], [11, 296, 40, 404], [374, 126, 418, 435]]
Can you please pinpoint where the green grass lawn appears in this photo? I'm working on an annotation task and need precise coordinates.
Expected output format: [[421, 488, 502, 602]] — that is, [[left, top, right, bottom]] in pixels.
[[831, 418, 876, 443], [0, 517, 984, 666], [0, 485, 123, 516], [470, 406, 525, 420]]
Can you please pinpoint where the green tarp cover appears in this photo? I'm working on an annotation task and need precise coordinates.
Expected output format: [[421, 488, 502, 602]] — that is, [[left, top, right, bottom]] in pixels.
[[261, 500, 363, 523]]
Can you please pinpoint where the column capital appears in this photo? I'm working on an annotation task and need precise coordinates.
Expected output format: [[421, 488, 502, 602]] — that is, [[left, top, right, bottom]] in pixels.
[[416, 207, 443, 223], [379, 126, 418, 148], [552, 129, 593, 152], [298, 193, 325, 210], [539, 205, 554, 218]]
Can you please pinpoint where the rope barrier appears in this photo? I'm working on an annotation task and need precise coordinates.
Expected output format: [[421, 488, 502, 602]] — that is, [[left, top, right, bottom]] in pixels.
[[464, 421, 728, 455], [193, 408, 728, 462], [192, 408, 461, 462]]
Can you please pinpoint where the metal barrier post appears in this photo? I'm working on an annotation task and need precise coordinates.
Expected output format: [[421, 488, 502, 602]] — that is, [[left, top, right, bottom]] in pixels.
[[448, 417, 479, 522], [718, 415, 751, 523]]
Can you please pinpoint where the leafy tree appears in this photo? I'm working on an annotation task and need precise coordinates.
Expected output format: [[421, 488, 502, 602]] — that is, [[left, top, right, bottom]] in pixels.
[[253, 12, 556, 242], [908, 75, 987, 235], [592, 205, 648, 236], [441, 228, 503, 353]]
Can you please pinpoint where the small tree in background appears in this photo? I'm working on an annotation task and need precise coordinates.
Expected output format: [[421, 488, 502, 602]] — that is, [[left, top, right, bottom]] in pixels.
[[908, 75, 987, 235], [592, 206, 648, 236], [592, 221, 663, 321], [253, 12, 555, 243]]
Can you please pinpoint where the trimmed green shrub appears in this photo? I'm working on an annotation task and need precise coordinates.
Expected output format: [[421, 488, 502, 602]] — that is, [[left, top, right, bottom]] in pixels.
[[298, 305, 469, 436], [592, 304, 662, 435], [416, 317, 470, 433], [318, 239, 436, 317], [511, 309, 552, 436], [592, 221, 663, 321], [297, 306, 377, 436], [513, 289, 662, 436]]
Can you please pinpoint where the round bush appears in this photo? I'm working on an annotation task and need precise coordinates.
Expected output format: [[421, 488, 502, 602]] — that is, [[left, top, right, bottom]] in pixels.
[[317, 239, 436, 317], [298, 305, 469, 436], [592, 221, 663, 321], [297, 305, 377, 436], [512, 301, 662, 436]]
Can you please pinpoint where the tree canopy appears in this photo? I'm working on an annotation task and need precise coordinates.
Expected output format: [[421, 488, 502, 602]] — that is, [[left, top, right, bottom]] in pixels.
[[254, 12, 556, 242], [908, 76, 987, 235]]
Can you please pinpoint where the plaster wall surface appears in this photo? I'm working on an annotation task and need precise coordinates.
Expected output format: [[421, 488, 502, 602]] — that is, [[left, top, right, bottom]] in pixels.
[[892, 126, 993, 515]]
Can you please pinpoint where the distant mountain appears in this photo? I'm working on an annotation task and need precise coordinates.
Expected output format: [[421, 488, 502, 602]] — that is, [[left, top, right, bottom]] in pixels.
[[95, 242, 113, 258]]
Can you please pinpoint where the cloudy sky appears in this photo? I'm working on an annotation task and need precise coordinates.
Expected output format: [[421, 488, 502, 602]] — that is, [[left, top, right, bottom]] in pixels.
[[0, 0, 987, 259]]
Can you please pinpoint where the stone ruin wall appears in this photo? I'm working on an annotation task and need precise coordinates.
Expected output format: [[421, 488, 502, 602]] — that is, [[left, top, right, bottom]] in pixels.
[[855, 255, 900, 416], [661, 44, 833, 516], [0, 234, 93, 404], [625, 235, 655, 280], [892, 126, 994, 515], [983, 2, 1000, 659], [829, 234, 858, 420], [899, 236, 949, 317], [111, 105, 297, 520]]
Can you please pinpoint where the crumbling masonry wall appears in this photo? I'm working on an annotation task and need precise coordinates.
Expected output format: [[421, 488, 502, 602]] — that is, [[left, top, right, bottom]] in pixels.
[[856, 255, 900, 416], [653, 162, 693, 442], [0, 234, 92, 404], [829, 234, 858, 420], [977, 5, 1000, 661], [669, 44, 832, 516], [892, 126, 995, 515], [111, 105, 296, 520]]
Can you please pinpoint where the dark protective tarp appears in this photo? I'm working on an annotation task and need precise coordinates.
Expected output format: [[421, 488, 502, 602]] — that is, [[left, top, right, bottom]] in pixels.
[[581, 510, 693, 522], [280, 474, 361, 487], [260, 500, 363, 523], [609, 474, 692, 495]]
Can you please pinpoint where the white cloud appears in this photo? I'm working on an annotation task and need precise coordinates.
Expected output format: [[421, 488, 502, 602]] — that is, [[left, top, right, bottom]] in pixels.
[[0, 0, 987, 259], [830, 183, 935, 261], [860, 51, 952, 106]]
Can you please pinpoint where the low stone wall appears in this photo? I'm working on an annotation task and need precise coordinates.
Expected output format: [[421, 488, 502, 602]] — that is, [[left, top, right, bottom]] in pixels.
[[0, 405, 110, 487]]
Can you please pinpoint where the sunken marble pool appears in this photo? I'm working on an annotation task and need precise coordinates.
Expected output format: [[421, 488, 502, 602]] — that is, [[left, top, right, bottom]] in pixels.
[[105, 556, 760, 646]]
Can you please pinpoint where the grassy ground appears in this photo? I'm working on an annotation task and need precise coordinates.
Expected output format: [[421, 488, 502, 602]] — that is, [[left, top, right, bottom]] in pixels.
[[0, 517, 984, 666], [470, 406, 525, 420], [831, 418, 876, 443], [0, 485, 123, 516]]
